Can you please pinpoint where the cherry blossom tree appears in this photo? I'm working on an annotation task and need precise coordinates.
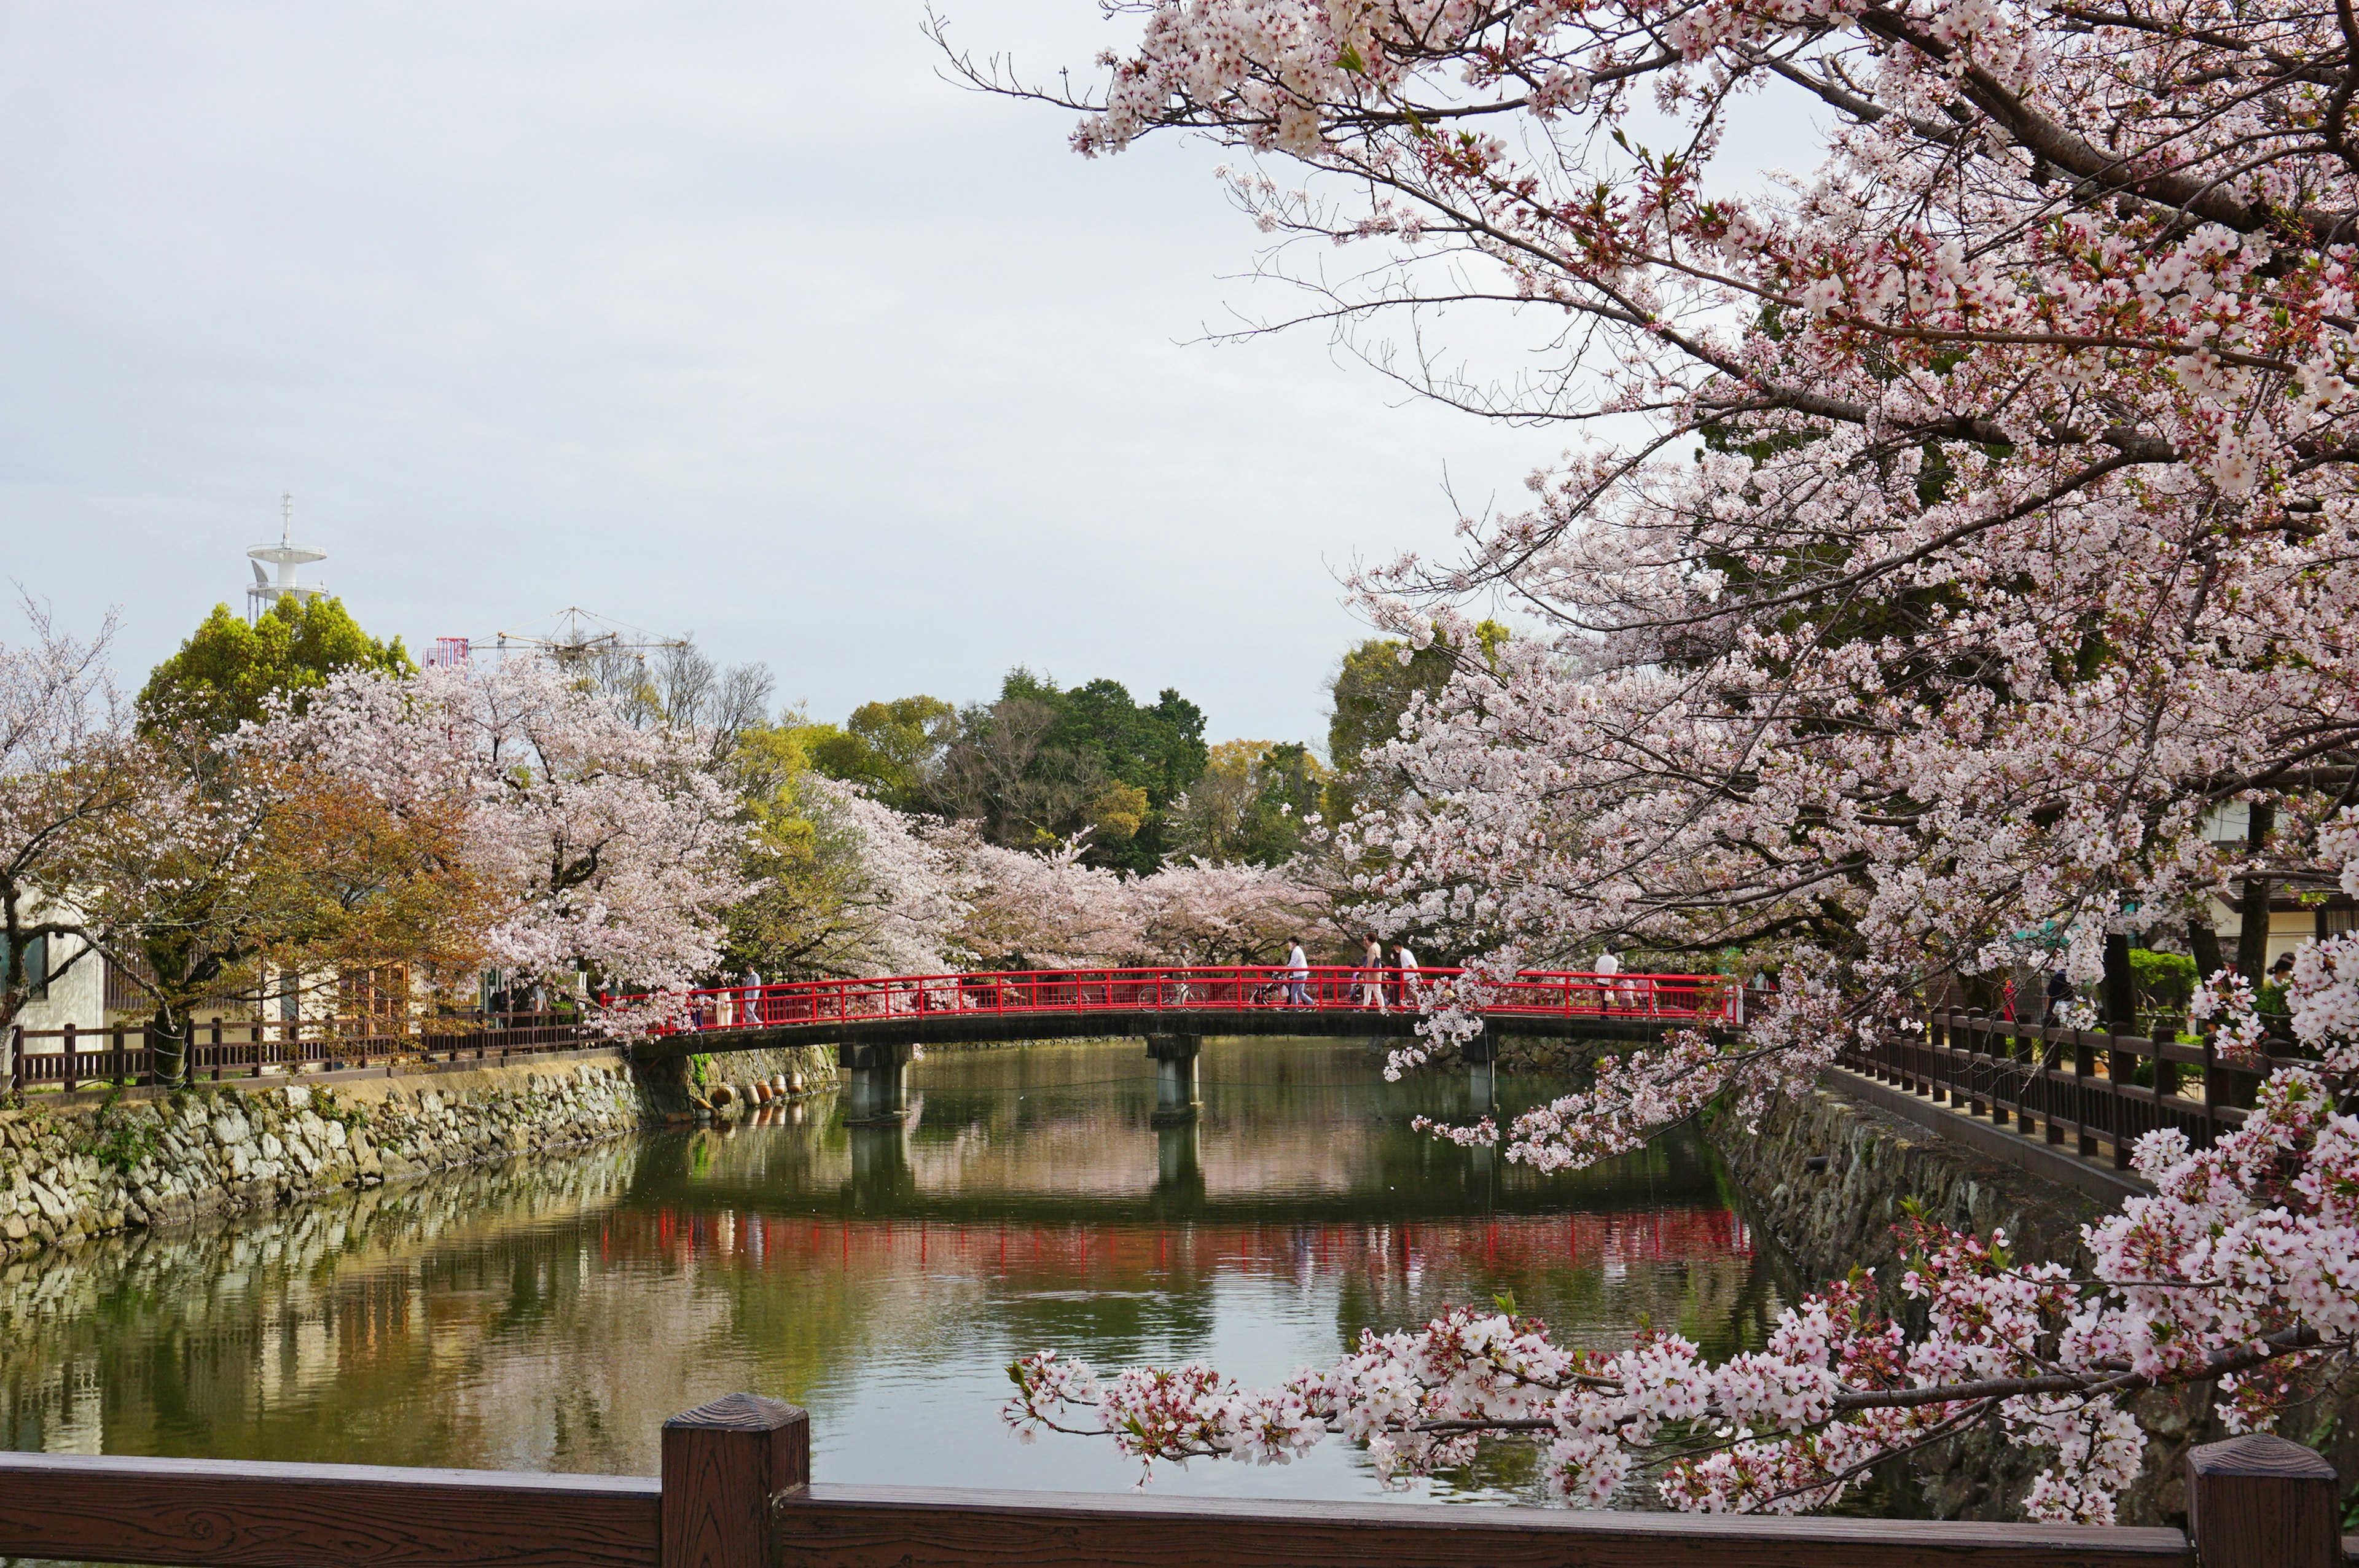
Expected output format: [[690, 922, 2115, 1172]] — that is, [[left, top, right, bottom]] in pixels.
[[73, 671, 485, 1073], [398, 658, 752, 1002], [949, 828, 1144, 966], [1132, 856, 1333, 964], [951, 0, 2359, 1521], [942, 0, 2359, 1009], [761, 781, 1331, 974], [87, 658, 755, 1043], [0, 602, 127, 1034], [791, 775, 979, 975]]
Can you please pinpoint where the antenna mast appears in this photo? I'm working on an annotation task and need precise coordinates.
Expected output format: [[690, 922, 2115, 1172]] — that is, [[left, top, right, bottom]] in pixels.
[[246, 494, 328, 621]]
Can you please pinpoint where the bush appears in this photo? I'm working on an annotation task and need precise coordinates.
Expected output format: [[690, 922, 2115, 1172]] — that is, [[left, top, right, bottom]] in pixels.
[[2129, 948, 2197, 1011]]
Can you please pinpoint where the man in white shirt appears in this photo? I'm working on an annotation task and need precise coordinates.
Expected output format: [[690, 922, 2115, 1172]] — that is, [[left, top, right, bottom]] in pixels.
[[1394, 942, 1419, 1008], [1285, 937, 1312, 1007], [1593, 949, 1622, 1012]]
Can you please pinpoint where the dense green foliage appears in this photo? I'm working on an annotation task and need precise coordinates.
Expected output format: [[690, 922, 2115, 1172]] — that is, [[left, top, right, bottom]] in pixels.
[[807, 668, 1211, 873], [136, 598, 413, 736], [2127, 947, 2198, 1013], [802, 696, 958, 813], [1168, 740, 1329, 865]]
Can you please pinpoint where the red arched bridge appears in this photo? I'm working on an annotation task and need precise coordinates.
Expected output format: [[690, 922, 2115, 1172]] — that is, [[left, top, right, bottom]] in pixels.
[[638, 967, 1741, 1123]]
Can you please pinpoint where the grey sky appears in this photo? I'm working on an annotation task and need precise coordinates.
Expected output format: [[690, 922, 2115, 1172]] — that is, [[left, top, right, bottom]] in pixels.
[[0, 1, 1578, 746]]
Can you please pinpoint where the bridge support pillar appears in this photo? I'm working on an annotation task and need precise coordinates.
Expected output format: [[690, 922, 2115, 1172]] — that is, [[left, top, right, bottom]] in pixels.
[[1145, 1034, 1201, 1125], [839, 1040, 913, 1123], [1462, 1033, 1496, 1114]]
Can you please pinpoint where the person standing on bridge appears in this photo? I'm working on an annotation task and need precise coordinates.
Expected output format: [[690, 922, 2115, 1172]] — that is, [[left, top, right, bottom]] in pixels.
[[1393, 942, 1418, 1008], [1593, 948, 1622, 1012], [1358, 934, 1388, 1012], [1285, 937, 1312, 1008]]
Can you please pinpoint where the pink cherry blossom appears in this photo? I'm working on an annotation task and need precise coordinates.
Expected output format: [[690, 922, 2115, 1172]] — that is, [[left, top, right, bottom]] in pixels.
[[968, 0, 2359, 1520]]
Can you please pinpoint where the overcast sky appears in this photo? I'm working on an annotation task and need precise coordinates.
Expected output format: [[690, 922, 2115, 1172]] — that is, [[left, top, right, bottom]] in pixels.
[[0, 1, 1607, 746]]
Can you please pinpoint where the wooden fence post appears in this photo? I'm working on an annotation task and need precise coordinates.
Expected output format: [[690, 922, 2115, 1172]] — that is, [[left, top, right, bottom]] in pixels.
[[661, 1392, 807, 1568], [2107, 1030, 2136, 1169], [1931, 1008, 1952, 1104], [60, 1022, 75, 1093], [2074, 1028, 2099, 1160], [2187, 1432, 2339, 1568], [2041, 1026, 2065, 1147], [2202, 1035, 2224, 1148], [6, 1024, 16, 1094]]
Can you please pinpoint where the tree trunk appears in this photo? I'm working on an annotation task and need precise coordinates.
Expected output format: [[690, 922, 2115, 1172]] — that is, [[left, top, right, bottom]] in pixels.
[[147, 1010, 187, 1088], [2236, 802, 2275, 980], [2103, 932, 2137, 1034], [2189, 918, 2224, 978]]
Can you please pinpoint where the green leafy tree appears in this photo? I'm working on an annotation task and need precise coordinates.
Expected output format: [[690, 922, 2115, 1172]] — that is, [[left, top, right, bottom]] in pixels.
[[805, 695, 957, 811], [932, 669, 1209, 872], [1326, 621, 1507, 822], [136, 598, 413, 737], [1170, 740, 1329, 865]]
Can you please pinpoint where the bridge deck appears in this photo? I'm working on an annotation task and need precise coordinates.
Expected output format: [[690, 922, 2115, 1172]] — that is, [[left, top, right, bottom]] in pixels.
[[635, 967, 1737, 1058]]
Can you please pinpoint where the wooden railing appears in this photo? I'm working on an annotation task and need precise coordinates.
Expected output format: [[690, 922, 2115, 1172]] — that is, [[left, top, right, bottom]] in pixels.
[[1838, 1008, 2296, 1172], [4, 1010, 604, 1092], [0, 1394, 2335, 1567]]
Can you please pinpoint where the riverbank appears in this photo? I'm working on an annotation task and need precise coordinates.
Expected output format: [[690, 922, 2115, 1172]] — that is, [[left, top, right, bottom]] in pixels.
[[0, 1042, 839, 1264]]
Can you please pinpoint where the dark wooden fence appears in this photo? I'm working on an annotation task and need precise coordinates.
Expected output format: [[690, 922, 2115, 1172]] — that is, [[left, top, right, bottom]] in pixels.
[[0, 1394, 2339, 1567], [1839, 1008, 2294, 1172], [5, 1011, 602, 1092]]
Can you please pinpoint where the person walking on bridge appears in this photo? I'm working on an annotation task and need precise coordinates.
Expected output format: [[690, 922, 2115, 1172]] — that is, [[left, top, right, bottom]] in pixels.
[[1285, 937, 1312, 1008], [1593, 948, 1623, 1012], [1393, 942, 1418, 1008], [1358, 934, 1388, 1012]]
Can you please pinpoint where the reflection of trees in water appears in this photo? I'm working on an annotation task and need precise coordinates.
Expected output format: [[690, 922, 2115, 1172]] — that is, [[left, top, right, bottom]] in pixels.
[[0, 1039, 1783, 1494], [0, 1144, 647, 1469], [596, 1204, 1774, 1385], [0, 1138, 973, 1475]]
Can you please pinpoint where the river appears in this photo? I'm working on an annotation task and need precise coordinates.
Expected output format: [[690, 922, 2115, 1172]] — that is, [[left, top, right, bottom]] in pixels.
[[0, 1037, 1789, 1508]]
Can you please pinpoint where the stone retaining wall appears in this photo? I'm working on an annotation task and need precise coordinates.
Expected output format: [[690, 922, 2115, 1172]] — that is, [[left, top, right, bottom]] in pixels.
[[0, 1058, 646, 1264], [0, 1040, 848, 1270], [1385, 1033, 1597, 1074]]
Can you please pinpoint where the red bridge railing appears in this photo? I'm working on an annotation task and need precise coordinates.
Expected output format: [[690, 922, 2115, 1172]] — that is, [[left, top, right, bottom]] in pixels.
[[649, 967, 1742, 1037]]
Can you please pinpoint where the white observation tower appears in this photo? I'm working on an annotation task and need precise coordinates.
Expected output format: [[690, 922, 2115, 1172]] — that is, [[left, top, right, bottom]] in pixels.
[[246, 493, 328, 621]]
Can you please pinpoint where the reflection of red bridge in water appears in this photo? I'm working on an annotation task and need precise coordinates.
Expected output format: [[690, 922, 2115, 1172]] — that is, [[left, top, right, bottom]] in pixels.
[[601, 1209, 1754, 1281]]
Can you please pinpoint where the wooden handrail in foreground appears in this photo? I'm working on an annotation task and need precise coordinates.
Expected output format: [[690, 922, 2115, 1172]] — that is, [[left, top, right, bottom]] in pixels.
[[0, 1394, 2334, 1567]]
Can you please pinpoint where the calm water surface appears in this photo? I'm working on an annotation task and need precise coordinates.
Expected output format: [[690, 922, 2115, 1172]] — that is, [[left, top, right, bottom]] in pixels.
[[0, 1039, 1789, 1505]]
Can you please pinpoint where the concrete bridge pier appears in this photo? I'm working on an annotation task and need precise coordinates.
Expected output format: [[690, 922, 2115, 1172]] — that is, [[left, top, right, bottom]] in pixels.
[[839, 1040, 913, 1123], [1145, 1034, 1202, 1125]]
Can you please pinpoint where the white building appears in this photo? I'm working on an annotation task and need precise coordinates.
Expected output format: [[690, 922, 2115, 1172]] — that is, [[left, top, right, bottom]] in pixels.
[[5, 899, 105, 1036]]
